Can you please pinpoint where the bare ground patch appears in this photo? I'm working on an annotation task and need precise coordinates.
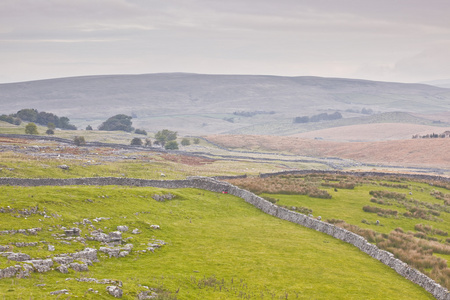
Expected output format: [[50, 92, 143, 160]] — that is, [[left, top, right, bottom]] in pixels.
[[206, 134, 450, 169]]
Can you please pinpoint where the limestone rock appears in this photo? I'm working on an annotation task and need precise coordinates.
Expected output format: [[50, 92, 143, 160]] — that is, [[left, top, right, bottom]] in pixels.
[[56, 265, 69, 274], [29, 259, 53, 273], [131, 228, 141, 234], [8, 253, 31, 261], [65, 227, 81, 236], [106, 286, 123, 298], [137, 290, 158, 299], [117, 225, 128, 232], [72, 248, 98, 262], [50, 289, 69, 295], [69, 263, 89, 272], [0, 266, 20, 279], [99, 247, 120, 258], [53, 256, 74, 265], [108, 231, 122, 244]]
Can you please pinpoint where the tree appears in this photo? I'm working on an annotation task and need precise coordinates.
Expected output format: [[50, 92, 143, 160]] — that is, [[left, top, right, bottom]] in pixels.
[[181, 138, 190, 146], [145, 138, 152, 147], [58, 116, 77, 130], [73, 136, 86, 146], [165, 140, 179, 150], [193, 138, 200, 144], [25, 123, 38, 135], [130, 137, 143, 146], [17, 109, 38, 122], [86, 125, 93, 130], [47, 122, 56, 130], [98, 114, 134, 132], [134, 129, 147, 135], [155, 129, 177, 146]]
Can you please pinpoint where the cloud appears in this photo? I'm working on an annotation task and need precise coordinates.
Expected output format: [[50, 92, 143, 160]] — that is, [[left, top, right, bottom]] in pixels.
[[1, 0, 450, 82]]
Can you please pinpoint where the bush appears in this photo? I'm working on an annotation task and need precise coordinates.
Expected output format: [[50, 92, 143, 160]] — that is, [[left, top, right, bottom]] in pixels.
[[145, 138, 152, 147], [193, 138, 200, 144], [155, 129, 177, 146], [25, 123, 38, 135], [73, 136, 86, 146], [181, 138, 190, 146], [130, 137, 143, 146], [86, 125, 93, 130], [135, 129, 147, 135], [98, 114, 134, 132], [46, 129, 54, 135], [164, 140, 179, 150]]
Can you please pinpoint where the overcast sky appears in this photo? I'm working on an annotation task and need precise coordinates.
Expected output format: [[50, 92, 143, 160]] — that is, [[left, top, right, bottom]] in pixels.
[[1, 0, 450, 83]]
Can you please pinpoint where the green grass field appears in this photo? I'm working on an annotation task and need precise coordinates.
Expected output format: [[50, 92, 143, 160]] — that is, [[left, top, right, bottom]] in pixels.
[[0, 185, 434, 299], [228, 174, 450, 289]]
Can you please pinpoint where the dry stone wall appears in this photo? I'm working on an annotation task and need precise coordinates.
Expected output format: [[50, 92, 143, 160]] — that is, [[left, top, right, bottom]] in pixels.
[[0, 176, 448, 299]]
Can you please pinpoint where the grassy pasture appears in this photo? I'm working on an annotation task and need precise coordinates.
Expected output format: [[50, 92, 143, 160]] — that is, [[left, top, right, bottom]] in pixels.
[[228, 174, 450, 289], [0, 185, 434, 299]]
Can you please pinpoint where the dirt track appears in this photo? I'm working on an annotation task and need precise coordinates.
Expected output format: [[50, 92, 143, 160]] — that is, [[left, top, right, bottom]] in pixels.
[[206, 135, 450, 169]]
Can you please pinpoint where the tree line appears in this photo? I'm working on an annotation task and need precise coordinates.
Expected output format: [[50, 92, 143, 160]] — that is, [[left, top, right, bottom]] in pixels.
[[1, 108, 76, 130], [293, 112, 342, 124]]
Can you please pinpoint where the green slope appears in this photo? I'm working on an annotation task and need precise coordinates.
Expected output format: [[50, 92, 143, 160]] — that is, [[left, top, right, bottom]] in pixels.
[[0, 185, 433, 299]]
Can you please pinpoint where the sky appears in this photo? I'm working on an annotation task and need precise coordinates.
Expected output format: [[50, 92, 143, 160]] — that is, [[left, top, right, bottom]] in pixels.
[[1, 0, 450, 84]]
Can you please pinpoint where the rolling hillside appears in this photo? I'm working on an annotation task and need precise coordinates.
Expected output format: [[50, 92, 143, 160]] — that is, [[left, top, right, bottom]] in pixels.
[[1, 73, 450, 135]]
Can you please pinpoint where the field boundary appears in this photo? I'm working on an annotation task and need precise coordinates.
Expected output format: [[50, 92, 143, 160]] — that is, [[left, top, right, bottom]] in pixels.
[[0, 175, 448, 299]]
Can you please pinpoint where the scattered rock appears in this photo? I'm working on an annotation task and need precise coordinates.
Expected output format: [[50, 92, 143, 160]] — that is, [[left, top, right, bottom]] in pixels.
[[82, 219, 92, 225], [106, 286, 123, 298], [64, 227, 81, 236], [99, 247, 120, 258], [53, 256, 74, 265], [108, 231, 122, 244], [56, 265, 68, 274], [50, 289, 69, 295], [131, 228, 141, 234], [69, 263, 89, 272], [8, 253, 31, 262], [0, 245, 10, 252], [138, 290, 158, 299], [48, 245, 55, 251], [57, 165, 70, 170], [150, 225, 160, 230], [0, 266, 20, 279], [118, 251, 129, 258], [14, 242, 38, 247], [117, 225, 128, 232], [28, 259, 53, 273], [72, 248, 98, 262]]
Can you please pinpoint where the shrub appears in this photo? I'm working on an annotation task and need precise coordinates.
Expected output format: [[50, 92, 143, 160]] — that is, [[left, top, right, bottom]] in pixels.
[[45, 129, 54, 135], [130, 137, 143, 146], [135, 128, 147, 135], [25, 123, 38, 135], [73, 136, 86, 146], [181, 138, 191, 146], [98, 114, 134, 132], [165, 140, 179, 150]]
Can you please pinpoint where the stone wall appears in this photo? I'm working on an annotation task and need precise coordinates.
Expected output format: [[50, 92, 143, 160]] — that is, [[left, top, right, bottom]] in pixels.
[[0, 176, 448, 299]]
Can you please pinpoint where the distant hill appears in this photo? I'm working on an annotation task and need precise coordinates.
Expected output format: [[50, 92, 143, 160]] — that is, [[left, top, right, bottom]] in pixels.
[[1, 73, 450, 135]]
